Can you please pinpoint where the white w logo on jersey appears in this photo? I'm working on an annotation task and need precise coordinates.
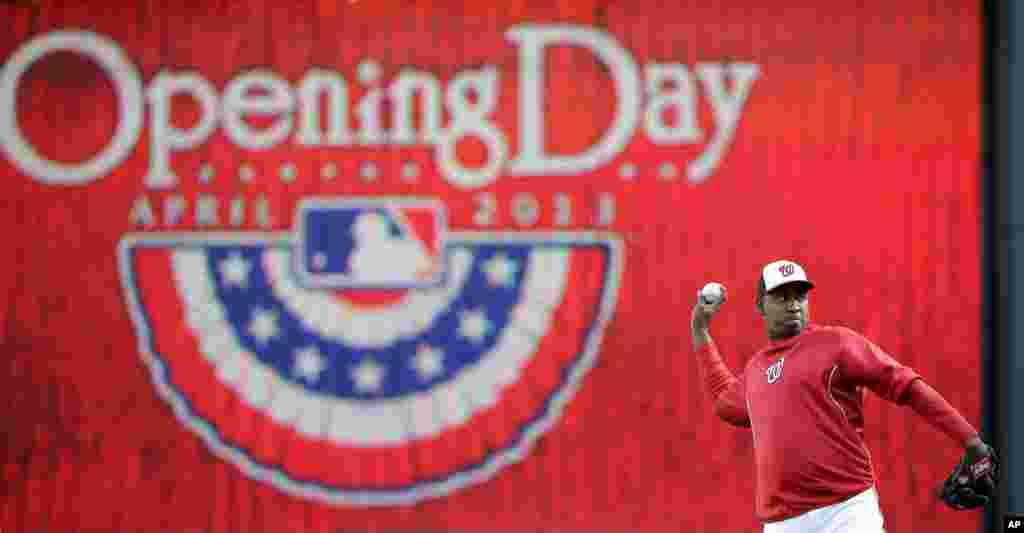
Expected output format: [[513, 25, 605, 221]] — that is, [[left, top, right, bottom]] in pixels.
[[766, 357, 785, 384]]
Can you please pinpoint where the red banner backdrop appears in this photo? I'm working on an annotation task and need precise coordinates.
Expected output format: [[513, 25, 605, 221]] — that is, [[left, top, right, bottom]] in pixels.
[[0, 2, 981, 532]]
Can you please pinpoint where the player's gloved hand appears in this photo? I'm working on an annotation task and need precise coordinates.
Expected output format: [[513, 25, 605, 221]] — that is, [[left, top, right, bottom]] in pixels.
[[939, 438, 999, 510]]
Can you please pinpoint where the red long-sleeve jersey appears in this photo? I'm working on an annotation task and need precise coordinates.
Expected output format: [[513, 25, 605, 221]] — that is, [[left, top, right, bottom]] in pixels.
[[695, 323, 976, 523]]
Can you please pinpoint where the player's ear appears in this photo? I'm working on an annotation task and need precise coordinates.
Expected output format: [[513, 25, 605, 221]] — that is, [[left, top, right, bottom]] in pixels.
[[755, 276, 767, 317]]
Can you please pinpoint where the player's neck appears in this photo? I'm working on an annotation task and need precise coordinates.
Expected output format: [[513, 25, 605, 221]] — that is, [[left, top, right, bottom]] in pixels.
[[766, 325, 806, 342]]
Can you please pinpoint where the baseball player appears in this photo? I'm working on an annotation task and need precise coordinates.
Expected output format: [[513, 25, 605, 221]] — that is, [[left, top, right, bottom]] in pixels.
[[690, 259, 998, 533]]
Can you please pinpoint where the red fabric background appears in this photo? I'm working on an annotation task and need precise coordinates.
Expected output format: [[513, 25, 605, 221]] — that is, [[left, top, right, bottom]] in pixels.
[[0, 1, 981, 532]]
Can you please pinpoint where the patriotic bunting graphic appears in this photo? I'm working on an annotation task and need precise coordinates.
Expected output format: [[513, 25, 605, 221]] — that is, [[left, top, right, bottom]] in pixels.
[[118, 199, 623, 505]]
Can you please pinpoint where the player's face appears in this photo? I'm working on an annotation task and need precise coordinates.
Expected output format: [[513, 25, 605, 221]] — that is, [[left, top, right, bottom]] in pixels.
[[761, 283, 811, 340]]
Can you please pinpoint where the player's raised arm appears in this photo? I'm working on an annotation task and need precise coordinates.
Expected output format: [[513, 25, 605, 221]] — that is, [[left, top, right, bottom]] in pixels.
[[690, 284, 750, 428]]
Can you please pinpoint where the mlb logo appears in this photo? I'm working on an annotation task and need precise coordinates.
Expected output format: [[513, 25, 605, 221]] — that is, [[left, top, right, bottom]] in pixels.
[[294, 197, 447, 289]]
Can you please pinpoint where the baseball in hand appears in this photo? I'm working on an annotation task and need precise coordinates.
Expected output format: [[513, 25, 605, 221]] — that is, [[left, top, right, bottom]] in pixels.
[[699, 282, 727, 306]]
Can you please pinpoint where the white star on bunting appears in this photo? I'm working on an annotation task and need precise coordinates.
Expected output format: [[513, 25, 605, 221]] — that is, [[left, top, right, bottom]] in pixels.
[[219, 253, 251, 288], [293, 346, 326, 383], [352, 358, 385, 393], [412, 343, 444, 381], [248, 308, 279, 344], [458, 308, 492, 344], [482, 253, 518, 288]]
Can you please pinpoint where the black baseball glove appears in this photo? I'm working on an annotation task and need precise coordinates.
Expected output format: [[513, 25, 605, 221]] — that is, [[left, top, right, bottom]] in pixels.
[[940, 444, 1000, 510]]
